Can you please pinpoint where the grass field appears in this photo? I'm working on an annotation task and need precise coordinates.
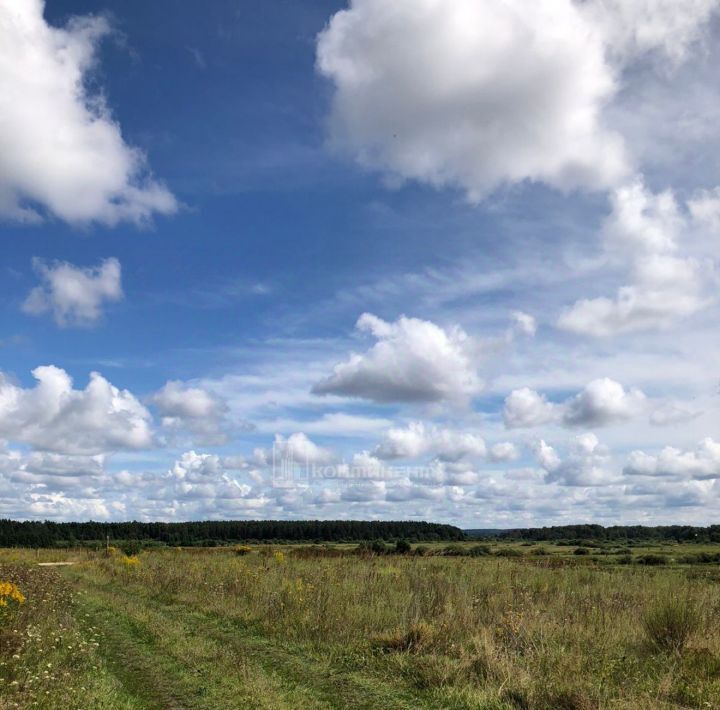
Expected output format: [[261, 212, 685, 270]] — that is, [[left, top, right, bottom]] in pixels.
[[1, 542, 719, 709]]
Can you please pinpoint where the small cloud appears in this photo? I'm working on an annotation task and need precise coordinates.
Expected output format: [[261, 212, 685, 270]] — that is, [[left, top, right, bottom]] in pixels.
[[510, 311, 537, 338], [22, 258, 123, 328]]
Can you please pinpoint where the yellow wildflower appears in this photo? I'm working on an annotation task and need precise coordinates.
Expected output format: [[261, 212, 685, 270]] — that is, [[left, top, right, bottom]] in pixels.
[[0, 581, 25, 609]]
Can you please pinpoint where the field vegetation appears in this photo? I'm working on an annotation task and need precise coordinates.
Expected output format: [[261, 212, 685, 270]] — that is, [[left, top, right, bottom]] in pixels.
[[1, 541, 719, 708]]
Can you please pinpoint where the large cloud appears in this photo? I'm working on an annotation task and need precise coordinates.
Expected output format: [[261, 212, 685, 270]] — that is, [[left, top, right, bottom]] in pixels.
[[504, 378, 646, 429], [624, 438, 720, 480], [22, 257, 123, 327], [0, 1, 176, 224], [0, 449, 105, 487], [317, 0, 626, 200], [312, 313, 482, 404], [317, 1, 720, 200], [0, 365, 153, 454]]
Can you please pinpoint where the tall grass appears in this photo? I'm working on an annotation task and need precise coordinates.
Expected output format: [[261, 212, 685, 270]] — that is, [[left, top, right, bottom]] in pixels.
[[65, 547, 720, 708]]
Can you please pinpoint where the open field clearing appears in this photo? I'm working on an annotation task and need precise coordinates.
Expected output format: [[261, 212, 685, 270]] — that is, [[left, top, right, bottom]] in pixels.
[[1, 545, 720, 709]]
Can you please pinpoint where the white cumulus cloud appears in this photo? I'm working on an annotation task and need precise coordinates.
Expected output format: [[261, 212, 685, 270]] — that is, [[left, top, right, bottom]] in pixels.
[[504, 378, 646, 429], [558, 181, 713, 336], [317, 0, 627, 200], [313, 313, 482, 404], [0, 365, 153, 454], [270, 433, 336, 466], [563, 378, 647, 427], [624, 438, 720, 479], [0, 0, 176, 224], [373, 421, 486, 461], [503, 387, 558, 428], [22, 257, 123, 327], [151, 381, 229, 445], [536, 433, 616, 486]]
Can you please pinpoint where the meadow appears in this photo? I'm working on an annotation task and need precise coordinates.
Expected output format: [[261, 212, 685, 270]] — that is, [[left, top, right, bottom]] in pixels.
[[1, 542, 719, 709]]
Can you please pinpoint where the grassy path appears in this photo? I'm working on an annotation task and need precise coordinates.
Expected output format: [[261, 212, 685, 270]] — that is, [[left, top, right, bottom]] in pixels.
[[62, 569, 453, 710]]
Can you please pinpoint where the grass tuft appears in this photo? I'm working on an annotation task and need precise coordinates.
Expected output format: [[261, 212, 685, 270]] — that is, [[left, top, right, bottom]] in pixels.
[[643, 595, 700, 653], [375, 621, 434, 653]]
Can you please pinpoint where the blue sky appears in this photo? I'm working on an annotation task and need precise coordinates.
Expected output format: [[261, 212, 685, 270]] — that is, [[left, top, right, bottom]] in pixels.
[[1, 0, 720, 526]]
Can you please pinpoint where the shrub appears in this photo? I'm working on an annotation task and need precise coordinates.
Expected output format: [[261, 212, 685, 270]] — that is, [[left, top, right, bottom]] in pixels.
[[119, 540, 142, 557], [371, 540, 388, 554], [643, 597, 700, 653], [494, 547, 523, 557], [468, 544, 491, 556], [637, 554, 668, 566], [678, 552, 720, 564], [442, 544, 466, 556], [395, 539, 412, 554]]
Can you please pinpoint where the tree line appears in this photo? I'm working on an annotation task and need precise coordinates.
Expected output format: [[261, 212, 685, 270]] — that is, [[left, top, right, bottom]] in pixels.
[[0, 519, 465, 548], [501, 524, 720, 543]]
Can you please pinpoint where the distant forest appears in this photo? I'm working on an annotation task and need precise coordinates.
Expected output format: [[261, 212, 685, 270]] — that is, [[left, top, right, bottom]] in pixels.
[[0, 519, 465, 548], [501, 524, 720, 543]]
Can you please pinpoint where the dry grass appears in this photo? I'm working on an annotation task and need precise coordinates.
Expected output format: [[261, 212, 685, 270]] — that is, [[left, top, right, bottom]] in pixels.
[[77, 548, 720, 706], [1, 545, 719, 708]]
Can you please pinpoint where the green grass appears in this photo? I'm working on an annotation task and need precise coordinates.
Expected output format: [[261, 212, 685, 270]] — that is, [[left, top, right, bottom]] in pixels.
[[1, 543, 720, 708]]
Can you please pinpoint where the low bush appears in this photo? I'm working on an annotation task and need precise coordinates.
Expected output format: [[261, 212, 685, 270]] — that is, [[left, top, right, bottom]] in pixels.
[[118, 540, 142, 557], [678, 552, 720, 564], [441, 544, 466, 556], [643, 596, 700, 653], [494, 547, 523, 557], [395, 539, 412, 554], [468, 544, 492, 556], [637, 554, 668, 566], [529, 546, 547, 556]]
